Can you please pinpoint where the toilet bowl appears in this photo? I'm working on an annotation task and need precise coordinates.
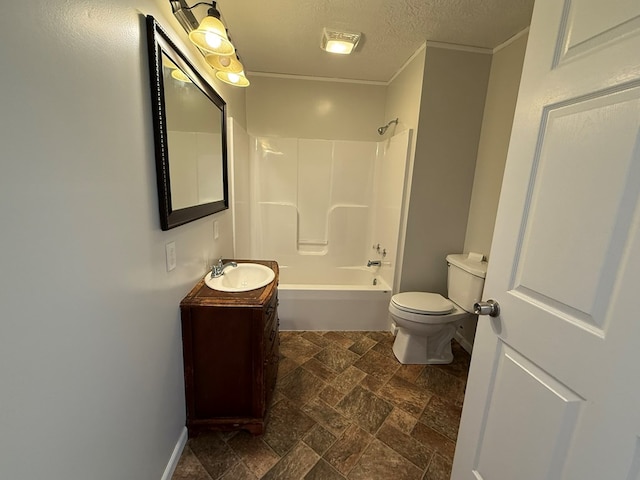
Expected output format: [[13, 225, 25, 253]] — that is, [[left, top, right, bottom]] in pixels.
[[389, 253, 487, 365], [390, 292, 470, 364]]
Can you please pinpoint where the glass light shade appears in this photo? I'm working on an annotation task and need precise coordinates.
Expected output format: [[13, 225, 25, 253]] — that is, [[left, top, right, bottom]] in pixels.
[[188, 16, 235, 56], [163, 57, 179, 70], [325, 40, 354, 54], [215, 69, 250, 87], [171, 69, 192, 83], [206, 54, 243, 73]]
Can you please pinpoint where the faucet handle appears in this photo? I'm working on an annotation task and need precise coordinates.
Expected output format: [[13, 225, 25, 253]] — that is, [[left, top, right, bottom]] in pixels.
[[211, 258, 223, 278]]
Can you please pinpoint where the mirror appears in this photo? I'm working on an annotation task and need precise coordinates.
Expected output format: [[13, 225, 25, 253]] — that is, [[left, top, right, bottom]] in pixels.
[[146, 16, 228, 230]]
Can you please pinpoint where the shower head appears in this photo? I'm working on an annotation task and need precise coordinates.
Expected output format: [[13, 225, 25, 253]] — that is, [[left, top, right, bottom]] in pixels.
[[377, 118, 399, 135]]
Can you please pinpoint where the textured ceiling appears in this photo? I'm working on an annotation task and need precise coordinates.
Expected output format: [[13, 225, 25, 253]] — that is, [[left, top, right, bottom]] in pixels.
[[213, 0, 534, 83]]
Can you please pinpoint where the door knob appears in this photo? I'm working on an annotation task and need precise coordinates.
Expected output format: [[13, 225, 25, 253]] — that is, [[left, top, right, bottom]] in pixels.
[[474, 300, 500, 317]]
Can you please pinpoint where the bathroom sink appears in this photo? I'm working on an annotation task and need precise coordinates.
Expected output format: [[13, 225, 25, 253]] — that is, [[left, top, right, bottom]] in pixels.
[[205, 263, 275, 292]]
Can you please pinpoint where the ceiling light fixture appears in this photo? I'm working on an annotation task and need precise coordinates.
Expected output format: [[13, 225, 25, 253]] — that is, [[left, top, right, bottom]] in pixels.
[[320, 28, 361, 55]]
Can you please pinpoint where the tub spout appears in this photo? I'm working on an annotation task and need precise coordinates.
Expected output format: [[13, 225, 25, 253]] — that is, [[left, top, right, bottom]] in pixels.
[[367, 260, 382, 267]]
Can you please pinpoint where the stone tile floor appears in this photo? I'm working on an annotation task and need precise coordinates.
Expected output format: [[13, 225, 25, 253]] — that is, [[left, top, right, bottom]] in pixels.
[[172, 331, 471, 480]]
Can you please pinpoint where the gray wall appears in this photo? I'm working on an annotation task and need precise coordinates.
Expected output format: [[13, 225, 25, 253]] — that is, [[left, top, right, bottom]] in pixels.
[[383, 47, 427, 292], [457, 32, 529, 348], [399, 47, 492, 294], [464, 33, 529, 259], [0, 1, 245, 478]]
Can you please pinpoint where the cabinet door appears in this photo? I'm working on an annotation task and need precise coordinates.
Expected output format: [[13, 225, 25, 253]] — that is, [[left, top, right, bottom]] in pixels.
[[189, 307, 255, 418]]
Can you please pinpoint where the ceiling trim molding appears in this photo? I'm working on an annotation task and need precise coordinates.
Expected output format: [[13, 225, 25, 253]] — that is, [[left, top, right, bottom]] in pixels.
[[492, 27, 530, 53], [246, 27, 530, 87], [245, 71, 387, 86], [425, 41, 493, 54], [387, 42, 427, 85]]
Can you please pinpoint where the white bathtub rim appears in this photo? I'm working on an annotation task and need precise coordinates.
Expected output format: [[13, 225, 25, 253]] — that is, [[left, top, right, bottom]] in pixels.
[[278, 283, 390, 292]]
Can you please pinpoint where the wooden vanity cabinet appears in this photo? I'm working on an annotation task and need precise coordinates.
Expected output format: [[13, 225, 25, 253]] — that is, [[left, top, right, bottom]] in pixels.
[[180, 260, 279, 436]]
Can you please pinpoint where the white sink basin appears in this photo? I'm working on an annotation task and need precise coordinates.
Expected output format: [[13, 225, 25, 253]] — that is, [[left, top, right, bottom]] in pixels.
[[205, 263, 275, 292]]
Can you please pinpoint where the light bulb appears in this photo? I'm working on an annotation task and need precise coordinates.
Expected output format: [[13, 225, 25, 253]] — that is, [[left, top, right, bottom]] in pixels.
[[326, 40, 353, 54], [215, 70, 249, 87], [205, 32, 223, 49]]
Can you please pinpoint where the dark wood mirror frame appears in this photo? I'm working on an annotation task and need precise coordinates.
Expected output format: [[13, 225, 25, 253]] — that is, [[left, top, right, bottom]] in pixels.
[[146, 15, 229, 231]]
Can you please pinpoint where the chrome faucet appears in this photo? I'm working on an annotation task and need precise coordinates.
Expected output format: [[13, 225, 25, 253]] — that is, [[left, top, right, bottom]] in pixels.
[[367, 260, 382, 267], [211, 258, 238, 278]]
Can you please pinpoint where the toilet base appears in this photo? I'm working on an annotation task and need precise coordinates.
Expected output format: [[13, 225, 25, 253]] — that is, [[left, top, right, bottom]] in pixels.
[[392, 325, 456, 365]]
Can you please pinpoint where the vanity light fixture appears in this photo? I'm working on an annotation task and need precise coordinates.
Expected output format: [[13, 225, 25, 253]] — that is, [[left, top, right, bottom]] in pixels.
[[205, 53, 243, 73], [215, 69, 250, 87], [320, 28, 361, 55], [170, 0, 249, 87], [162, 57, 192, 83], [186, 2, 235, 55], [170, 68, 193, 83], [213, 50, 249, 86]]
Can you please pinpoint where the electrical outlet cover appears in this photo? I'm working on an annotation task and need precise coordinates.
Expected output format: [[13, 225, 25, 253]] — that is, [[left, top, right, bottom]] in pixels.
[[166, 242, 176, 271]]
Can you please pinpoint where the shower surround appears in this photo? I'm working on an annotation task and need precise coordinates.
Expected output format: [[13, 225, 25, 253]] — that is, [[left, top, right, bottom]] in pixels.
[[232, 122, 411, 330]]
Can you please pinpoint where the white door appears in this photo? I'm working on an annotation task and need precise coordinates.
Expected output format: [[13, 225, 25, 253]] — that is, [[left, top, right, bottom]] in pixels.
[[452, 0, 640, 478]]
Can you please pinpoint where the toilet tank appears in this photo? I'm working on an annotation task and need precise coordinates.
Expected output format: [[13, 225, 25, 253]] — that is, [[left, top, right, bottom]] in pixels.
[[446, 254, 488, 313]]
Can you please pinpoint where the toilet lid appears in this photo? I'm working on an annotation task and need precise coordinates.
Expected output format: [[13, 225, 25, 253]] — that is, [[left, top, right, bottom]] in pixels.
[[391, 292, 454, 315]]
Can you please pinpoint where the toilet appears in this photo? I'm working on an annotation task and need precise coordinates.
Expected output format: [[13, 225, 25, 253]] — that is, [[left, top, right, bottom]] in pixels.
[[389, 253, 488, 364]]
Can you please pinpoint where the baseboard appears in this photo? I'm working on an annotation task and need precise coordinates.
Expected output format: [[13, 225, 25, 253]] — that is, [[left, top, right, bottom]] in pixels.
[[454, 331, 473, 354], [161, 427, 188, 480]]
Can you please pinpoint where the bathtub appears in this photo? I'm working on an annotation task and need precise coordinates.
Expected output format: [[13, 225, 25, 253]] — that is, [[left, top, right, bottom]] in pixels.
[[277, 266, 392, 331]]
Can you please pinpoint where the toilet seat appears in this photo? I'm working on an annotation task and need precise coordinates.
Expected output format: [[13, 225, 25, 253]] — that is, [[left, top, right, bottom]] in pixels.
[[391, 292, 453, 315], [389, 292, 467, 326]]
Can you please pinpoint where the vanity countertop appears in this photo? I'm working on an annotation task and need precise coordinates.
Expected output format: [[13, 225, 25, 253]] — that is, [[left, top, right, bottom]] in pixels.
[[181, 259, 279, 308]]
